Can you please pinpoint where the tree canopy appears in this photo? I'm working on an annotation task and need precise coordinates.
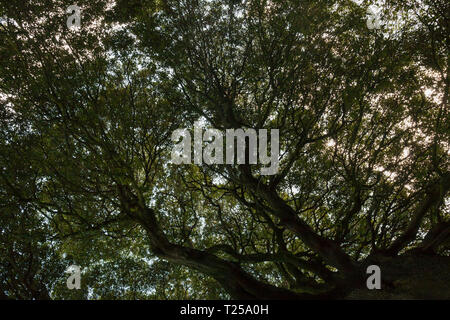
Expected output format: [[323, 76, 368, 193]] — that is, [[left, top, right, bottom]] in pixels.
[[0, 0, 449, 299]]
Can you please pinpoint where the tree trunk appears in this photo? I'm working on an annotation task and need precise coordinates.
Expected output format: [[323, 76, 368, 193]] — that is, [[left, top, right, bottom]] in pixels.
[[345, 254, 450, 299]]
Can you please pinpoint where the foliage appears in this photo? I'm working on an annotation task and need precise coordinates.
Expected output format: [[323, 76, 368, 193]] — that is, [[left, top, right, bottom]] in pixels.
[[0, 0, 448, 299]]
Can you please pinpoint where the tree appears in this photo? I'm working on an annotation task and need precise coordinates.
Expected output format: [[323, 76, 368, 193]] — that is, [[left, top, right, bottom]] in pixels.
[[0, 0, 448, 299]]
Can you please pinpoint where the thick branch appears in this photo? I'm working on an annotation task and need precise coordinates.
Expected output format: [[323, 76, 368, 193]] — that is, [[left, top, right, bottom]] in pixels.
[[116, 185, 326, 299], [386, 173, 450, 255], [238, 168, 358, 275]]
